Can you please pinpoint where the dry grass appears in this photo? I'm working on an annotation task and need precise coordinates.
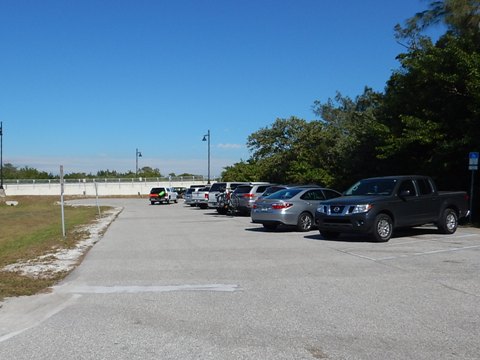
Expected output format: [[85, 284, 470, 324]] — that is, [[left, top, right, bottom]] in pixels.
[[0, 196, 106, 300]]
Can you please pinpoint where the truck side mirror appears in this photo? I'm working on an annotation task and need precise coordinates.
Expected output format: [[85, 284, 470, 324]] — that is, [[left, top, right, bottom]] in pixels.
[[399, 190, 411, 198]]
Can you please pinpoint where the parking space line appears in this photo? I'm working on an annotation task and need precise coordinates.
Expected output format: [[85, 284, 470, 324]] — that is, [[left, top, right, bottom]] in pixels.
[[375, 244, 480, 261]]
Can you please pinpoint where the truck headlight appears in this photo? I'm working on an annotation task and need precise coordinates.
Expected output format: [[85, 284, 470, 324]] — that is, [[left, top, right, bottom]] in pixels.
[[351, 204, 372, 214], [316, 205, 328, 214]]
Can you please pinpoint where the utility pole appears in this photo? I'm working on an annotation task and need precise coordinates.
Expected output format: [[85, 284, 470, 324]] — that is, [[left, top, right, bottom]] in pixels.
[[202, 130, 211, 184], [136, 148, 142, 176]]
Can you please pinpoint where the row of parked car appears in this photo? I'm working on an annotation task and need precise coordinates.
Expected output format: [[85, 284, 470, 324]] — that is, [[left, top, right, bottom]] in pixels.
[[182, 182, 342, 232], [152, 175, 470, 242]]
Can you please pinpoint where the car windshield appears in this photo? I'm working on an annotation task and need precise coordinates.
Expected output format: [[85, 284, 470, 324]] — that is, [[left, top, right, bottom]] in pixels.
[[344, 179, 396, 196], [265, 188, 302, 200]]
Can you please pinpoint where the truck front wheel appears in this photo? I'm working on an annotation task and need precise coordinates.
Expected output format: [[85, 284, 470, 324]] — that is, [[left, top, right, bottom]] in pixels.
[[372, 214, 393, 242], [438, 208, 458, 234]]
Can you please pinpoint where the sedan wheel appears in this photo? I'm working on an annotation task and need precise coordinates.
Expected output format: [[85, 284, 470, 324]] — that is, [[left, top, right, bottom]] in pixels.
[[297, 212, 313, 232]]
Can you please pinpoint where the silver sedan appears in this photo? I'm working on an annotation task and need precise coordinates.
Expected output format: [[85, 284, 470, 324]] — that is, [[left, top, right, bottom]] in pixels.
[[251, 187, 341, 231]]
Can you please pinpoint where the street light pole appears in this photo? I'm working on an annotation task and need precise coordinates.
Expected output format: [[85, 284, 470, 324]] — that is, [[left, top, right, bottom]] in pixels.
[[135, 148, 142, 176], [202, 130, 211, 184]]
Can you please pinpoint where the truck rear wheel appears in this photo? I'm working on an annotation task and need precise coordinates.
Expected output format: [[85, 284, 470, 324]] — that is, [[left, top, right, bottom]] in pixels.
[[372, 214, 393, 242], [438, 208, 458, 234]]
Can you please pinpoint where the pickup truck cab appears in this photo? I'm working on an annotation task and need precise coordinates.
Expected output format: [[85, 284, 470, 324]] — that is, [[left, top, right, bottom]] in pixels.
[[315, 175, 470, 242]]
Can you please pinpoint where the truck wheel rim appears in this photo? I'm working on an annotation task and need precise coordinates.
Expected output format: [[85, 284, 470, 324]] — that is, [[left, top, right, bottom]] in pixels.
[[377, 219, 391, 238], [446, 214, 456, 231]]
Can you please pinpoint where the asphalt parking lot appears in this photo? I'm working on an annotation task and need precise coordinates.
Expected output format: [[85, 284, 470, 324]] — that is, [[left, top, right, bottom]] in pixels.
[[0, 198, 479, 360]]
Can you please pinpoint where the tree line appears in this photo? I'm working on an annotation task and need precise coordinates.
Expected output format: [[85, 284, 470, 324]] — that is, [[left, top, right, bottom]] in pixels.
[[1, 163, 198, 180], [221, 0, 480, 194]]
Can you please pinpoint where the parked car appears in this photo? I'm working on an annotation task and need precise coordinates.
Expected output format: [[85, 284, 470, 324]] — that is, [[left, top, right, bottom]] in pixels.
[[315, 175, 470, 242], [207, 181, 250, 213], [173, 187, 187, 199], [232, 183, 272, 215], [184, 185, 208, 206], [184, 188, 196, 206], [251, 187, 342, 231], [191, 186, 211, 209], [149, 187, 178, 205]]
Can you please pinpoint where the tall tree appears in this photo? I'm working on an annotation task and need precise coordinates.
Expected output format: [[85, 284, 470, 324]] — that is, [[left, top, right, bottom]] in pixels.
[[247, 117, 311, 183], [313, 88, 389, 189], [380, 31, 480, 189], [395, 0, 480, 46]]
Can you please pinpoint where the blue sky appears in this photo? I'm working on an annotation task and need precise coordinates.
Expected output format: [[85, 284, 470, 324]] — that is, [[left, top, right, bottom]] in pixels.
[[0, 0, 443, 177]]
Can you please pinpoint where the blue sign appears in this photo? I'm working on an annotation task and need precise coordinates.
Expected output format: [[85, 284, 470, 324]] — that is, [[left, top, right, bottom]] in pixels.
[[469, 152, 479, 170]]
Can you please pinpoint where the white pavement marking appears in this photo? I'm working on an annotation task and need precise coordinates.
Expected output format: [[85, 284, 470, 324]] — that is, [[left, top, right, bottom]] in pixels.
[[61, 283, 241, 294], [375, 244, 480, 261]]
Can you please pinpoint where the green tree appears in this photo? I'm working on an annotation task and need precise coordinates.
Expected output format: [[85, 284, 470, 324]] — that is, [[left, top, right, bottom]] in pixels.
[[247, 117, 334, 184], [1, 163, 18, 179], [313, 88, 389, 189], [380, 33, 480, 189], [221, 160, 260, 182], [137, 166, 162, 178]]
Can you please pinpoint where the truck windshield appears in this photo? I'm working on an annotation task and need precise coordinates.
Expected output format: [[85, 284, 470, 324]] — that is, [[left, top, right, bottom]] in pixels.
[[345, 179, 396, 196]]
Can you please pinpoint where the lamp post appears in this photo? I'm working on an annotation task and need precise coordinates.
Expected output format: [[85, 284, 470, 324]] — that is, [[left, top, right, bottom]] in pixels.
[[202, 130, 211, 184], [135, 148, 142, 176]]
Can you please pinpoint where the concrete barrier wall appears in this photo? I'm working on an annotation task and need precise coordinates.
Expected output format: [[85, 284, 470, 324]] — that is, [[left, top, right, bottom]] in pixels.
[[2, 180, 208, 196]]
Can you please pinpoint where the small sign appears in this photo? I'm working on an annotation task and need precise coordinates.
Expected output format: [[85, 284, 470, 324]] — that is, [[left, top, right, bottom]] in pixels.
[[469, 152, 479, 170]]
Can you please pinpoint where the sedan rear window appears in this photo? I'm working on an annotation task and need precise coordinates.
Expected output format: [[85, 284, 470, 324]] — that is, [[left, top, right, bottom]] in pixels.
[[265, 188, 302, 200], [262, 186, 286, 197]]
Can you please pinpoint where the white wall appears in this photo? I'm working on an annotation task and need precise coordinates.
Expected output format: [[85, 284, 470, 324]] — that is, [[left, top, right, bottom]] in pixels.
[[2, 180, 207, 196]]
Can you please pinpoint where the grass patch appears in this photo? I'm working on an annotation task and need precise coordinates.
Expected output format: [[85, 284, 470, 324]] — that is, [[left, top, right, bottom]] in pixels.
[[0, 196, 108, 300]]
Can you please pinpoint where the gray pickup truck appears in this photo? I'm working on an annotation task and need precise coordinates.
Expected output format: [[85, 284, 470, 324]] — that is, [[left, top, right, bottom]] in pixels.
[[191, 186, 211, 209], [315, 175, 470, 242]]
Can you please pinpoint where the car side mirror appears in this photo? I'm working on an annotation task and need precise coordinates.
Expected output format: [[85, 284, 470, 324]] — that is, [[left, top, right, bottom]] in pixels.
[[399, 190, 411, 198]]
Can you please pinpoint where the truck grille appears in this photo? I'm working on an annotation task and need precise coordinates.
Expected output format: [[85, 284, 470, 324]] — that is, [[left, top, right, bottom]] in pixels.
[[325, 205, 356, 216]]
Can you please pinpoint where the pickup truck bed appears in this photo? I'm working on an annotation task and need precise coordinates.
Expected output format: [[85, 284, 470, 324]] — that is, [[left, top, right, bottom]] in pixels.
[[191, 186, 210, 209]]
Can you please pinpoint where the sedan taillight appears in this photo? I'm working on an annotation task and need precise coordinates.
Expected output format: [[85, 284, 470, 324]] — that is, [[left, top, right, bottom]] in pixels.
[[271, 202, 293, 210]]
